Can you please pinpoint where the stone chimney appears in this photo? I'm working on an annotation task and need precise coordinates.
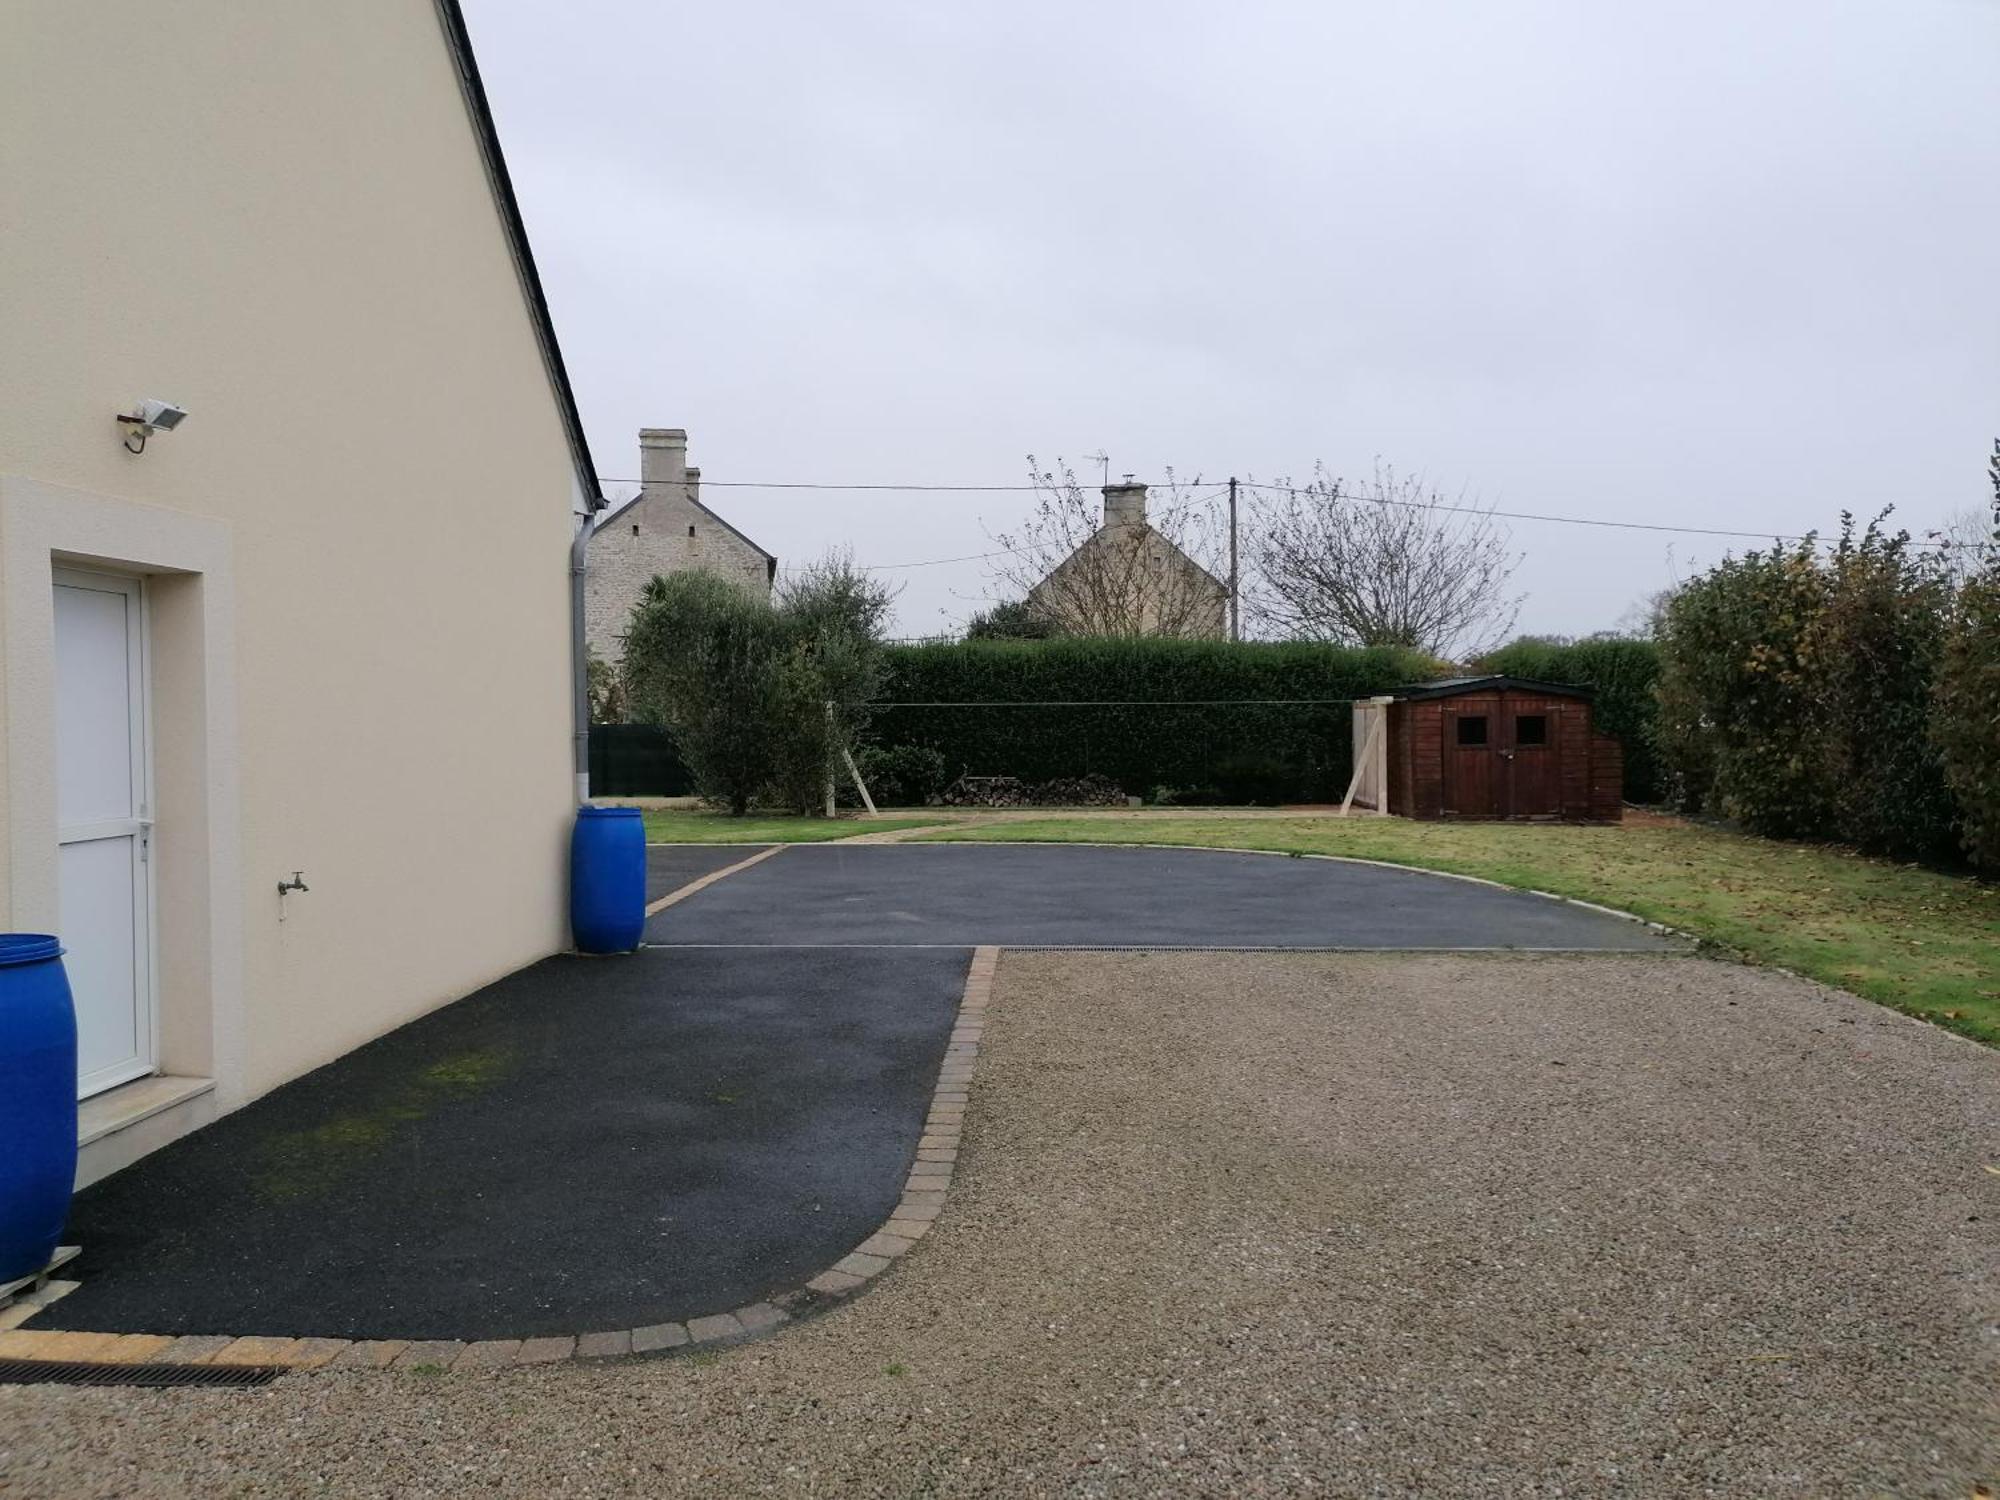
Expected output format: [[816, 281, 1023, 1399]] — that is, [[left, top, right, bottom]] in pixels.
[[638, 428, 688, 493], [1103, 478, 1148, 532]]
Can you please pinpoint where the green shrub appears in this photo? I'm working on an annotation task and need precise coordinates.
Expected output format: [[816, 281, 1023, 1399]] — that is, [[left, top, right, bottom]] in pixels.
[[1654, 513, 1966, 860], [1149, 783, 1226, 807], [872, 638, 1440, 803], [1476, 636, 1662, 802], [964, 599, 1061, 640], [854, 743, 951, 807], [1809, 520, 1956, 860], [1651, 637, 1718, 814], [1933, 449, 2000, 872], [1657, 538, 1830, 837]]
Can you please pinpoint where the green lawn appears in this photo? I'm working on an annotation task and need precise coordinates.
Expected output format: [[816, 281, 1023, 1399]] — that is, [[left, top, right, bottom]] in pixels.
[[640, 809, 941, 844], [916, 812, 2000, 1046]]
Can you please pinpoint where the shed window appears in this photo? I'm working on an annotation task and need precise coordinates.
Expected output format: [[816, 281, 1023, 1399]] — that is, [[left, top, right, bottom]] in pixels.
[[1515, 714, 1547, 746], [1455, 715, 1488, 747]]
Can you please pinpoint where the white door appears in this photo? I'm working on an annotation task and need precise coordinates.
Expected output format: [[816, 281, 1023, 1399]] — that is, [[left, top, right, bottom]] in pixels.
[[53, 568, 155, 1099]]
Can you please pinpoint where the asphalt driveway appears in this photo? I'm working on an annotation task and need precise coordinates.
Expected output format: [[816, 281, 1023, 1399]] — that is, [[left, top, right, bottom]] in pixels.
[[30, 843, 1676, 1348], [49, 946, 965, 1340], [646, 843, 1677, 950], [646, 842, 771, 897]]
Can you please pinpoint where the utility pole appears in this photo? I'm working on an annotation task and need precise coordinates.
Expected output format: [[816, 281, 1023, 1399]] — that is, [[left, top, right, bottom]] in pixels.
[[1227, 476, 1240, 641]]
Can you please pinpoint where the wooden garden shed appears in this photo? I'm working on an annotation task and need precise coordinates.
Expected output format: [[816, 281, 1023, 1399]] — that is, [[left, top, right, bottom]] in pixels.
[[1348, 676, 1623, 822]]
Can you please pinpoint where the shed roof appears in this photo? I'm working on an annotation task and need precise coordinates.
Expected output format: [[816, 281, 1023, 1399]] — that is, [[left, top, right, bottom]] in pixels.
[[1391, 675, 1594, 702]]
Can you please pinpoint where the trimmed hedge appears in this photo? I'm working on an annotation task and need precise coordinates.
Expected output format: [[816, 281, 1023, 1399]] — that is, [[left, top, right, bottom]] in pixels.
[[871, 638, 1440, 804], [1477, 637, 1663, 802]]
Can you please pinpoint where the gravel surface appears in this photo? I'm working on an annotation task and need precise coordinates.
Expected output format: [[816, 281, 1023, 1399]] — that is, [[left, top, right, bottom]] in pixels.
[[4, 953, 1996, 1498]]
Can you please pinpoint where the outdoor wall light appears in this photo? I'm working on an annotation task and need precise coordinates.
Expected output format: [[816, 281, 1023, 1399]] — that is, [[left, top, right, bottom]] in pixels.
[[116, 398, 188, 454]]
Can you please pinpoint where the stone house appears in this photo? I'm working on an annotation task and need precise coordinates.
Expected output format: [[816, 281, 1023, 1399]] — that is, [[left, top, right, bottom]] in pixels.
[[584, 428, 776, 662], [1027, 480, 1229, 639]]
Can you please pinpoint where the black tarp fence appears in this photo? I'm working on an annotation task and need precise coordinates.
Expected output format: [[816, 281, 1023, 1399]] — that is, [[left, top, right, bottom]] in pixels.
[[588, 724, 695, 797]]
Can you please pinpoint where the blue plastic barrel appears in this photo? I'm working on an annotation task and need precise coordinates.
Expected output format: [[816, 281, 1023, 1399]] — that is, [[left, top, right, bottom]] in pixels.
[[0, 935, 76, 1283], [571, 806, 646, 953]]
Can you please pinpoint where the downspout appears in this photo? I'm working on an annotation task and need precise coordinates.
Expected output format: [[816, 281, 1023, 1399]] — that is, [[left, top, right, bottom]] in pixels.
[[571, 513, 593, 804]]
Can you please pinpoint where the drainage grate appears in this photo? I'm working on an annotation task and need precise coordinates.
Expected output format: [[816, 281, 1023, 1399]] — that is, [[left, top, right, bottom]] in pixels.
[[0, 1358, 285, 1389]]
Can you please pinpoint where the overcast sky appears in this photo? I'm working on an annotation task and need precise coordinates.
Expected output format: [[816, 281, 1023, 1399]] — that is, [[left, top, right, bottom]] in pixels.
[[466, 0, 2000, 645]]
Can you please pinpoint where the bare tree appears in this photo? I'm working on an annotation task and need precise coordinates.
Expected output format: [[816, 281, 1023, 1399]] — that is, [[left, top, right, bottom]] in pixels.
[[1248, 463, 1522, 658], [986, 458, 1229, 638], [1928, 505, 1997, 591], [1614, 584, 1678, 639]]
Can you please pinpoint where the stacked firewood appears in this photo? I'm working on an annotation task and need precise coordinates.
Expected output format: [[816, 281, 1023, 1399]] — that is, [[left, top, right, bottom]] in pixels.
[[936, 773, 1126, 808]]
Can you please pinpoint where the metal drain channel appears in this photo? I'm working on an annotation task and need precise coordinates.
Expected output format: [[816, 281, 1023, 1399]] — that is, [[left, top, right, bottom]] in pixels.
[[0, 1358, 285, 1388]]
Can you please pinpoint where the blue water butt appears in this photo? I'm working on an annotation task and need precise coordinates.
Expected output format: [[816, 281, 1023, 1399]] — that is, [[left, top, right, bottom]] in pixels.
[[571, 806, 646, 953], [0, 935, 76, 1283]]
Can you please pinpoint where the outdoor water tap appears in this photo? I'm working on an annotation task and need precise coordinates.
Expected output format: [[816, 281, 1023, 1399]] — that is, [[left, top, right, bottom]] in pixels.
[[277, 872, 309, 896]]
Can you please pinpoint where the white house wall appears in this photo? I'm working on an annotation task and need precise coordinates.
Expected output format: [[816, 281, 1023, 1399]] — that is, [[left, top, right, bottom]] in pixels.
[[0, 3, 578, 1134]]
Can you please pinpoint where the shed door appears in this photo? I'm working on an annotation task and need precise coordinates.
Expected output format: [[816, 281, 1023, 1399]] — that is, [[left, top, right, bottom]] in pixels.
[[54, 569, 155, 1098], [1441, 697, 1501, 816], [1502, 699, 1562, 818]]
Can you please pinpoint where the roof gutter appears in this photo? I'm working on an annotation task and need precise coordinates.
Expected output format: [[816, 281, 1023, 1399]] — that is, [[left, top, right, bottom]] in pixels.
[[432, 0, 603, 510]]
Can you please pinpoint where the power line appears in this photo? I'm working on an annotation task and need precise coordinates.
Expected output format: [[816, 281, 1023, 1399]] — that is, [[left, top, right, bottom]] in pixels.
[[600, 473, 1979, 549], [1230, 480, 1973, 549], [855, 547, 1016, 571], [791, 487, 1232, 572]]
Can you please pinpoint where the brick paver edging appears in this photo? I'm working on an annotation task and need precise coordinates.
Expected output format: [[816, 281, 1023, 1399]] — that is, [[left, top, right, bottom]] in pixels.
[[0, 945, 1000, 1378]]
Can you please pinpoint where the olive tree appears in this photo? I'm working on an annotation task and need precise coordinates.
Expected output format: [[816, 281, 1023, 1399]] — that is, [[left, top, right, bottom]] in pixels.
[[620, 553, 895, 816], [767, 552, 897, 813], [621, 571, 783, 815]]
